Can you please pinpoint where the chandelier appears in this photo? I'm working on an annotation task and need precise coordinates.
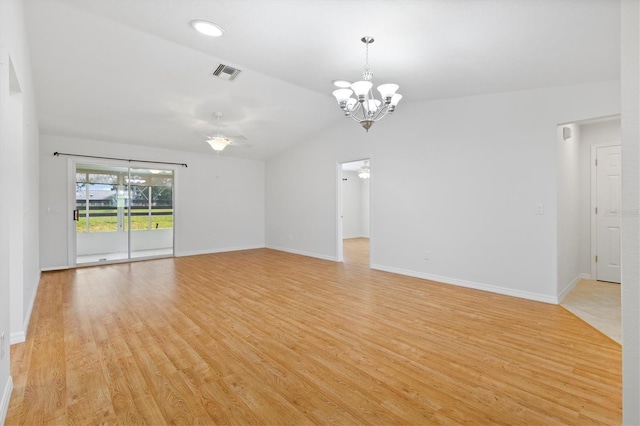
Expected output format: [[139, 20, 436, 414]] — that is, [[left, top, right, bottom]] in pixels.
[[358, 161, 370, 179], [332, 36, 402, 132], [207, 112, 231, 152]]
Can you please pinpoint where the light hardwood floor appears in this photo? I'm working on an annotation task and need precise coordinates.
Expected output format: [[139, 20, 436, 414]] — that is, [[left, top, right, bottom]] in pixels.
[[6, 238, 621, 424]]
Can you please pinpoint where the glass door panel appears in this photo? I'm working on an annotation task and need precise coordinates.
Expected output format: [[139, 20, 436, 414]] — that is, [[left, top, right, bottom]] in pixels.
[[128, 168, 174, 259], [75, 164, 129, 264]]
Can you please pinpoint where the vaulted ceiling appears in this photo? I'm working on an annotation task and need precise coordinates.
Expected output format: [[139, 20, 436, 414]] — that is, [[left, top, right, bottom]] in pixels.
[[24, 0, 620, 160]]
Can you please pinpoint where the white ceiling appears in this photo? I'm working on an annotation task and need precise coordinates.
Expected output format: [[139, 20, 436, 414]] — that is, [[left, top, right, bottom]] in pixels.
[[24, 0, 620, 160]]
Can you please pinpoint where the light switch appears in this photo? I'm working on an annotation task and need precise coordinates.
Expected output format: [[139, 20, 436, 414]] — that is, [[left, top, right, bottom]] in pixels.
[[535, 203, 544, 215]]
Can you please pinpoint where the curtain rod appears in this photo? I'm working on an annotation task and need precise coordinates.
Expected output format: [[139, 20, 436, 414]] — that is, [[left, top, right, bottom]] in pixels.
[[53, 152, 188, 168]]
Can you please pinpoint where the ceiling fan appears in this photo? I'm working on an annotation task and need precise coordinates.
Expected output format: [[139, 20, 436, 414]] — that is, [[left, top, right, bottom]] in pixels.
[[204, 112, 249, 152]]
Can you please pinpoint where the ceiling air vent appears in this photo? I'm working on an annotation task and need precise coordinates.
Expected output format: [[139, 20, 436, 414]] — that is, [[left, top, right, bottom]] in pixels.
[[212, 64, 241, 81]]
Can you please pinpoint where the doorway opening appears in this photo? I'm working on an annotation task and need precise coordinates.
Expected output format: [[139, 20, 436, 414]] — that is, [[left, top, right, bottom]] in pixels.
[[73, 162, 175, 265], [338, 159, 371, 266], [557, 115, 621, 343]]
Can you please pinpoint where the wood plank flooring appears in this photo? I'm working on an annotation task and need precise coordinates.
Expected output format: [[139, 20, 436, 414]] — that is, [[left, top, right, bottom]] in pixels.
[[6, 238, 621, 424]]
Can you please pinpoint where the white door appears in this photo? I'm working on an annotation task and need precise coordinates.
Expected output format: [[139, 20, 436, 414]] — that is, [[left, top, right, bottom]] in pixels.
[[596, 145, 621, 283]]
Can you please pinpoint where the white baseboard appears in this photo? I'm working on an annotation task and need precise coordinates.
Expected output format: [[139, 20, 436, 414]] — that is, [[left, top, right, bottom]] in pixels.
[[10, 271, 41, 345], [0, 376, 13, 425], [371, 264, 558, 304], [266, 245, 338, 262], [9, 331, 25, 345], [176, 244, 265, 258], [557, 273, 589, 303], [19, 270, 41, 343], [41, 265, 69, 271]]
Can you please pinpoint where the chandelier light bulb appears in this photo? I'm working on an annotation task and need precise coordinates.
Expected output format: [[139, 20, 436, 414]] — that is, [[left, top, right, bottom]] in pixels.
[[366, 99, 381, 113], [333, 89, 354, 105], [351, 81, 373, 99], [377, 84, 399, 102]]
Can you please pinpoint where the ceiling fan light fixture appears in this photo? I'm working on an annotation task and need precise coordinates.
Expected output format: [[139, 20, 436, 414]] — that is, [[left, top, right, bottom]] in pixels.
[[358, 161, 371, 179], [206, 112, 232, 152], [191, 20, 225, 37], [207, 136, 231, 151]]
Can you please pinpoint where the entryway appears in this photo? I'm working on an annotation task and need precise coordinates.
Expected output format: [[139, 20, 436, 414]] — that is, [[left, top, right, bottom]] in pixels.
[[337, 159, 371, 265], [557, 115, 621, 344]]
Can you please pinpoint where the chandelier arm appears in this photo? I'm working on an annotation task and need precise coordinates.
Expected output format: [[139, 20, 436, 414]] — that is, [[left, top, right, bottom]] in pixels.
[[352, 102, 367, 122], [350, 102, 362, 116], [348, 113, 363, 123], [371, 104, 389, 121], [347, 105, 362, 123], [343, 104, 361, 122], [360, 105, 367, 120], [362, 94, 373, 117], [349, 106, 367, 123]]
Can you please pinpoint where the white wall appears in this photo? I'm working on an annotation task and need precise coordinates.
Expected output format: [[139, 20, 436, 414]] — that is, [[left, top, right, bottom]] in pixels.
[[342, 170, 370, 239], [557, 123, 581, 298], [621, 1, 640, 423], [361, 177, 370, 238], [266, 80, 620, 303], [0, 0, 40, 420], [578, 118, 621, 277], [40, 135, 265, 269]]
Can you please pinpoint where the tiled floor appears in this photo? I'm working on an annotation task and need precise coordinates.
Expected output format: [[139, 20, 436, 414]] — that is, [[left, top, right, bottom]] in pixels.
[[561, 279, 621, 344]]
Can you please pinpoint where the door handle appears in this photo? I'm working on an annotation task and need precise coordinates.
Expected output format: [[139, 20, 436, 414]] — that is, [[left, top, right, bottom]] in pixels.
[[73, 209, 79, 221]]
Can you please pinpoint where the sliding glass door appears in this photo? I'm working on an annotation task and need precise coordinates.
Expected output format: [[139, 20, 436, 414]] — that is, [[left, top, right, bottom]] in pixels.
[[75, 163, 174, 265]]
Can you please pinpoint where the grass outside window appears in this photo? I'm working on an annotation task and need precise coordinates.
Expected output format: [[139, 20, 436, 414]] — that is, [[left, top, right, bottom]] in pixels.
[[76, 209, 173, 233]]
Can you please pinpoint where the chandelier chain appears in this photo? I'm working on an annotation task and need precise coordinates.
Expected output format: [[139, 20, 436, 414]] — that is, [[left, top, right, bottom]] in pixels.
[[364, 40, 370, 72]]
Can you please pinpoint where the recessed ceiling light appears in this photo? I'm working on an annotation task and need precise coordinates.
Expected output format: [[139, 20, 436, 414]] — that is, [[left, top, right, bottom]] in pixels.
[[332, 79, 352, 88], [191, 20, 225, 37]]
